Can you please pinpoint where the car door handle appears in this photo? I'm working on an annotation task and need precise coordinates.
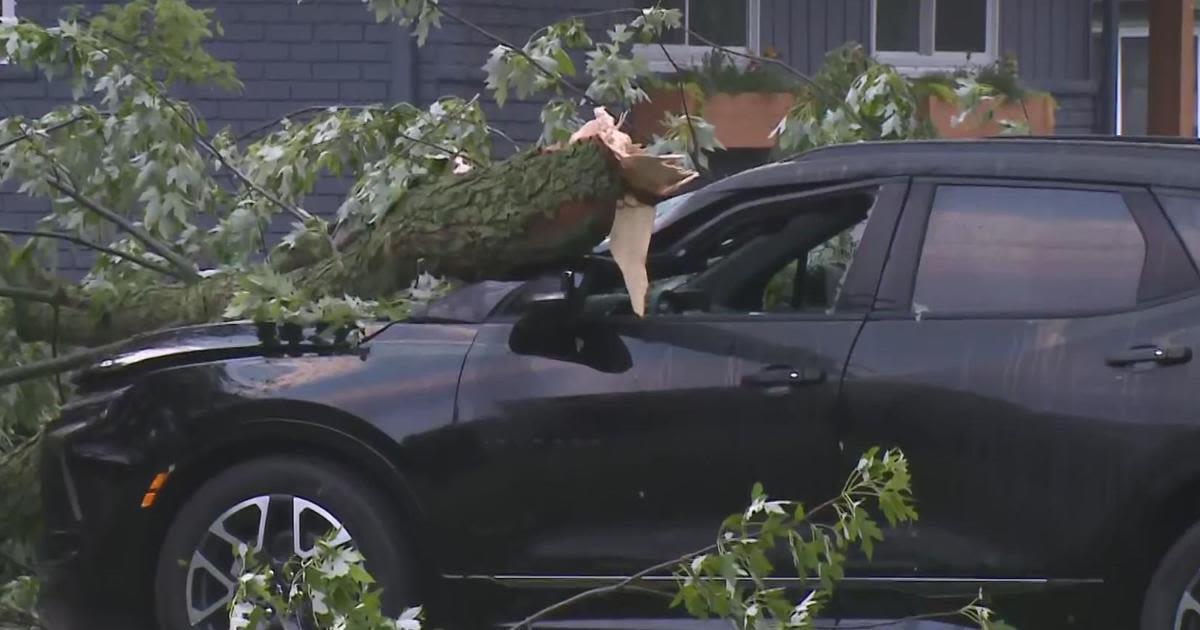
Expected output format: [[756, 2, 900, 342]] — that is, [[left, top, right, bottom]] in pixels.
[[741, 366, 826, 388], [1106, 345, 1192, 367]]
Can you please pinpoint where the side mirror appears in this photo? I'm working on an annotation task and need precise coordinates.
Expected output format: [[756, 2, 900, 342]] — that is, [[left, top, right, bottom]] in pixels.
[[656, 288, 711, 315]]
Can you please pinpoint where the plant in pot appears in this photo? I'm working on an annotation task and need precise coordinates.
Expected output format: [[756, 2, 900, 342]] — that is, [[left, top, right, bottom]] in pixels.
[[912, 54, 1057, 138], [633, 49, 798, 149]]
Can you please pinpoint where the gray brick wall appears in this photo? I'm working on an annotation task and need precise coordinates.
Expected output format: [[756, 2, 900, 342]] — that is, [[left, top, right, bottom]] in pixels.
[[0, 0, 417, 272]]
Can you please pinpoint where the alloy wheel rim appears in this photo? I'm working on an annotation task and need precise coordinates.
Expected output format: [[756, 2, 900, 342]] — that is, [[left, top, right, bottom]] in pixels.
[[1178, 572, 1200, 630], [184, 494, 353, 630]]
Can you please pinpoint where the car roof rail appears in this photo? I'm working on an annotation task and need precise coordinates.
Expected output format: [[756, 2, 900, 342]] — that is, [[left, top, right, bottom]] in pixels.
[[984, 133, 1200, 146]]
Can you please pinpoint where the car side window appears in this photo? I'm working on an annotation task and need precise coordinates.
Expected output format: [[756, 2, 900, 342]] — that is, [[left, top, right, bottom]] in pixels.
[[652, 188, 876, 316], [578, 188, 878, 318], [912, 185, 1146, 315], [1160, 193, 1200, 271], [760, 214, 870, 314]]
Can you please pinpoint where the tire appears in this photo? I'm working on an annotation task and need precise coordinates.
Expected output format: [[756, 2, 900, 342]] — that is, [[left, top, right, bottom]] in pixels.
[[154, 455, 418, 630], [1142, 518, 1200, 630]]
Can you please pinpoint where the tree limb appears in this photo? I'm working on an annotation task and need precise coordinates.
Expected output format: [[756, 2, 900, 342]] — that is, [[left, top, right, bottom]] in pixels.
[[166, 100, 318, 225], [0, 285, 78, 308], [44, 177, 200, 282], [0, 339, 130, 388], [0, 229, 181, 278], [430, 0, 601, 108]]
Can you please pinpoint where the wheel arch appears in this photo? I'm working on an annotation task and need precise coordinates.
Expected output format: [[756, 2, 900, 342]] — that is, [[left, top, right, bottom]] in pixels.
[[145, 400, 439, 582], [1108, 439, 1200, 585]]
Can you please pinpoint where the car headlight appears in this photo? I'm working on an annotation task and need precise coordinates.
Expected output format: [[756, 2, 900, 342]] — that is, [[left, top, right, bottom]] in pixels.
[[48, 386, 131, 439]]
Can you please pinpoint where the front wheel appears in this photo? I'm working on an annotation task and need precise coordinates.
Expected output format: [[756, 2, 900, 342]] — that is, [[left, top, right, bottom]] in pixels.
[[154, 455, 417, 630], [1142, 518, 1200, 630]]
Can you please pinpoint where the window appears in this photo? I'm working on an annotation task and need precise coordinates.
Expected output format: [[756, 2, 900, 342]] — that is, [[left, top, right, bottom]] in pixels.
[[1116, 28, 1200, 136], [633, 0, 761, 72], [580, 188, 876, 317], [1160, 194, 1200, 268], [912, 186, 1146, 315], [760, 211, 870, 314], [872, 0, 998, 69]]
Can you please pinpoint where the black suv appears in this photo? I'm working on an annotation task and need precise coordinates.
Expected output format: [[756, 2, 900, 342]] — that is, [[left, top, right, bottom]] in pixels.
[[39, 139, 1200, 630]]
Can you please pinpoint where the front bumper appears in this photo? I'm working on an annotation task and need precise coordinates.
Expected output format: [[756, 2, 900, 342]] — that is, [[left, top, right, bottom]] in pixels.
[[38, 424, 163, 630]]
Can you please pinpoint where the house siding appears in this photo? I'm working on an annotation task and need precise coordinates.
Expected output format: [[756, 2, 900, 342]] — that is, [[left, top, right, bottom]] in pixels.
[[0, 0, 1108, 273], [1000, 0, 1099, 134], [759, 0, 1100, 134], [760, 0, 870, 74], [0, 0, 415, 272], [416, 0, 638, 145]]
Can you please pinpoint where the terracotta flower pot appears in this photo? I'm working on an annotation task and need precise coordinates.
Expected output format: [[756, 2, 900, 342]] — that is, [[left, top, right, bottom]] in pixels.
[[704, 92, 795, 149], [630, 89, 795, 149], [630, 87, 703, 144], [925, 93, 1056, 138]]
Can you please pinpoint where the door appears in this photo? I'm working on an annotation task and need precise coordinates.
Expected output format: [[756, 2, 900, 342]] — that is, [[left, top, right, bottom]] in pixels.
[[842, 180, 1200, 587], [436, 181, 907, 579]]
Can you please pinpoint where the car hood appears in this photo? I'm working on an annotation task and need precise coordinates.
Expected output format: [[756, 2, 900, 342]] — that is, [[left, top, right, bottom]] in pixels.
[[75, 320, 392, 387]]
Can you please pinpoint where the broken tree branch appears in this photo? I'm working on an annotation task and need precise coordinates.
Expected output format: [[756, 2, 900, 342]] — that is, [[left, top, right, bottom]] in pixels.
[[44, 177, 201, 283], [0, 229, 181, 279], [0, 339, 131, 388], [0, 285, 79, 308]]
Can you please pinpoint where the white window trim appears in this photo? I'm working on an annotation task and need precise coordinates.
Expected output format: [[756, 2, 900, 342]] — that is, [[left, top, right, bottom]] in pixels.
[[633, 0, 761, 73], [1, 0, 15, 65], [1115, 25, 1200, 136], [870, 0, 1000, 72]]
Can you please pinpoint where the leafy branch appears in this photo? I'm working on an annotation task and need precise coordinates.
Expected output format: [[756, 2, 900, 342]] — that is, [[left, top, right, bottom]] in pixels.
[[0, 229, 181, 278]]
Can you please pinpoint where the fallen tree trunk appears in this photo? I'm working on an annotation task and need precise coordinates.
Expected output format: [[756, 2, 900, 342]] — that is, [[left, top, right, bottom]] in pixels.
[[6, 139, 631, 347]]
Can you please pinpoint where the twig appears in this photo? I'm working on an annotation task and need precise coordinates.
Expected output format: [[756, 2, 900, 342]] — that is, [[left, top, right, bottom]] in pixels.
[[655, 42, 707, 177], [236, 105, 383, 142], [684, 30, 866, 130], [44, 177, 200, 282], [174, 103, 317, 224], [0, 115, 87, 152], [510, 542, 720, 630], [429, 0, 600, 108], [813, 608, 979, 629], [0, 229, 180, 278], [0, 337, 131, 387], [0, 285, 79, 308]]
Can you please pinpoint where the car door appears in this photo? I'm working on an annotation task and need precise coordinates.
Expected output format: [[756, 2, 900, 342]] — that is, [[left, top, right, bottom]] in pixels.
[[840, 179, 1200, 591], [435, 181, 907, 580]]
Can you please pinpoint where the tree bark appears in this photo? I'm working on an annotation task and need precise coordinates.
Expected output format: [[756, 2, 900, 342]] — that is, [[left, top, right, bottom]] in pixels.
[[6, 139, 626, 347]]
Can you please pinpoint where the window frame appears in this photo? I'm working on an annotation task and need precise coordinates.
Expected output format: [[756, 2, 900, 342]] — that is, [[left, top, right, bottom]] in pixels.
[[632, 0, 761, 73], [870, 0, 1000, 71], [1116, 26, 1200, 137], [0, 0, 15, 65], [873, 178, 1200, 321], [565, 178, 909, 324]]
